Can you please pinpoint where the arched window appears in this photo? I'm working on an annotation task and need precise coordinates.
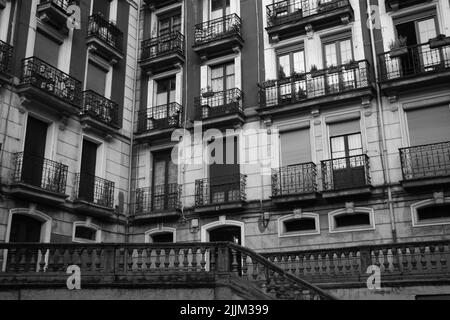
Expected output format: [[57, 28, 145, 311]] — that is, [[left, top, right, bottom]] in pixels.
[[328, 207, 375, 233], [278, 213, 320, 237], [145, 227, 176, 243], [72, 222, 102, 243], [411, 198, 450, 227]]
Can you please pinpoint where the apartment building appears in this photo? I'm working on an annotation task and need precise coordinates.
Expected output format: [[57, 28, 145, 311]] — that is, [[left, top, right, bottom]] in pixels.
[[0, 0, 139, 243], [0, 0, 450, 299]]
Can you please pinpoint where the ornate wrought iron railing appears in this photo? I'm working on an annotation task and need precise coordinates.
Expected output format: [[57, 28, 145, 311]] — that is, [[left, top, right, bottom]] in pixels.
[[135, 184, 181, 215], [38, 0, 73, 12], [21, 57, 82, 106], [259, 60, 371, 109], [13, 152, 68, 194], [272, 162, 317, 197], [266, 0, 351, 28], [0, 40, 13, 75], [88, 13, 123, 53], [400, 141, 450, 181], [195, 88, 244, 120], [81, 90, 119, 128], [195, 174, 247, 206], [141, 31, 185, 60], [0, 242, 334, 300], [321, 154, 371, 191], [137, 102, 182, 132], [75, 173, 115, 208], [194, 13, 242, 45], [379, 42, 450, 81]]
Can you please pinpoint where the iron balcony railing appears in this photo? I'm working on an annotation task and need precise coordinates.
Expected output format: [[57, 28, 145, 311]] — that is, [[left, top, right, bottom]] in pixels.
[[137, 102, 182, 133], [75, 173, 115, 208], [135, 184, 181, 216], [81, 90, 119, 128], [267, 0, 351, 28], [195, 174, 247, 206], [0, 40, 13, 75], [194, 13, 242, 45], [88, 13, 123, 53], [272, 162, 317, 197], [141, 31, 185, 61], [379, 42, 450, 81], [37, 0, 76, 12], [21, 57, 82, 106], [195, 88, 244, 120], [0, 242, 334, 300], [321, 154, 371, 191], [13, 152, 68, 194], [400, 141, 450, 181], [259, 60, 371, 108]]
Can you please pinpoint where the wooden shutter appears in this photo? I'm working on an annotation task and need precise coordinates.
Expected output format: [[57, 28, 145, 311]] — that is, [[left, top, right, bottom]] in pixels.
[[329, 119, 360, 137], [87, 62, 107, 96], [34, 31, 60, 66], [280, 128, 311, 166], [407, 105, 450, 146]]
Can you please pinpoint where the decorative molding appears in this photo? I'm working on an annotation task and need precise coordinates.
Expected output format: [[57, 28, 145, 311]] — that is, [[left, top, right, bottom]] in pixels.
[[305, 24, 314, 39]]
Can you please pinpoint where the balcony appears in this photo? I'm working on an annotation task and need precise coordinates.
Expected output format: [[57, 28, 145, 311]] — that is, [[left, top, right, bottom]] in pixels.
[[271, 162, 318, 204], [134, 184, 181, 221], [378, 42, 450, 95], [140, 32, 185, 74], [144, 0, 182, 10], [9, 152, 69, 204], [262, 240, 450, 287], [193, 14, 243, 59], [80, 90, 120, 134], [18, 57, 82, 115], [400, 141, 450, 189], [86, 13, 124, 65], [321, 154, 372, 198], [385, 0, 432, 12], [136, 102, 182, 141], [194, 88, 244, 128], [195, 174, 247, 213], [266, 0, 354, 43], [0, 40, 13, 84], [36, 0, 74, 34], [0, 242, 333, 300], [73, 173, 115, 217], [259, 60, 373, 117]]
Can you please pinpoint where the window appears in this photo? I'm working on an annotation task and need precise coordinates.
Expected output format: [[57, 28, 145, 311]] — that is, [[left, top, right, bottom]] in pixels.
[[145, 227, 176, 243], [87, 61, 108, 96], [151, 232, 175, 243], [406, 105, 450, 146], [155, 77, 176, 107], [34, 30, 60, 66], [210, 62, 235, 92], [328, 208, 375, 233], [280, 128, 311, 166], [152, 150, 178, 211], [158, 12, 181, 36], [277, 50, 305, 79], [72, 222, 101, 243], [323, 38, 354, 93], [411, 198, 450, 227], [278, 213, 320, 237], [211, 0, 230, 20]]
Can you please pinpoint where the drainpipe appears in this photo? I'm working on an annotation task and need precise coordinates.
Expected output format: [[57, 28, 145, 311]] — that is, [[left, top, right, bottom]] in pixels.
[[366, 0, 397, 242], [126, 0, 142, 243]]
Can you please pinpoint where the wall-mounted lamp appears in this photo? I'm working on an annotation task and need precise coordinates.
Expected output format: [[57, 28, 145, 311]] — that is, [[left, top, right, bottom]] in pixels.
[[262, 212, 270, 228], [190, 218, 199, 233]]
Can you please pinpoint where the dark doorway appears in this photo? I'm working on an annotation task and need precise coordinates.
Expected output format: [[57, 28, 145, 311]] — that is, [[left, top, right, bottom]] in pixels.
[[151, 232, 174, 243], [209, 226, 242, 274], [9, 214, 42, 243], [22, 116, 48, 188], [79, 139, 98, 203], [92, 0, 110, 19]]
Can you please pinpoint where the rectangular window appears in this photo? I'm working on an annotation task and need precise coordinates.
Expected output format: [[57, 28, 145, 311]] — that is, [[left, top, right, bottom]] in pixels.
[[86, 61, 107, 96], [407, 105, 450, 146], [211, 0, 230, 20], [155, 77, 176, 107], [92, 0, 110, 19], [280, 128, 311, 166], [34, 31, 60, 66], [152, 151, 178, 211], [158, 12, 181, 36], [277, 50, 305, 79]]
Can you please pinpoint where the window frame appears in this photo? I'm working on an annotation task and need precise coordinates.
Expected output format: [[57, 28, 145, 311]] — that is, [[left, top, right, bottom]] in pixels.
[[328, 207, 375, 233], [322, 37, 354, 68], [276, 49, 306, 79], [411, 198, 450, 227], [278, 212, 320, 238], [72, 221, 102, 243]]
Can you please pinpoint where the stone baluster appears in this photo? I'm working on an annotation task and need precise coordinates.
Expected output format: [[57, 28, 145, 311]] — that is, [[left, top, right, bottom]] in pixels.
[[429, 245, 437, 270], [164, 248, 170, 269], [230, 248, 238, 274], [127, 248, 134, 271], [183, 248, 189, 271], [86, 248, 94, 271], [191, 247, 198, 271], [438, 244, 447, 270], [329, 252, 336, 275], [409, 246, 417, 270], [401, 247, 409, 272], [200, 248, 207, 271], [419, 246, 427, 270], [95, 248, 102, 271], [174, 248, 180, 270], [136, 248, 144, 271], [155, 248, 161, 269]]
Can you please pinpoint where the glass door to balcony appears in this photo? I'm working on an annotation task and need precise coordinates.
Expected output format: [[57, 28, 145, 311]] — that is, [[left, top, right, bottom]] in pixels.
[[330, 132, 364, 189], [79, 139, 98, 203], [154, 77, 176, 126], [324, 38, 354, 93], [152, 151, 178, 211], [155, 12, 181, 55], [209, 62, 235, 111], [277, 50, 306, 104], [209, 136, 240, 203], [22, 117, 48, 189], [92, 0, 110, 19], [211, 0, 231, 35]]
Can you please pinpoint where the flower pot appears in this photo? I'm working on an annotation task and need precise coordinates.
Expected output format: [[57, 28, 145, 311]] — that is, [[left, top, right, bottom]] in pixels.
[[390, 47, 408, 58], [202, 92, 214, 98], [429, 36, 450, 49], [344, 62, 359, 70], [311, 70, 326, 78]]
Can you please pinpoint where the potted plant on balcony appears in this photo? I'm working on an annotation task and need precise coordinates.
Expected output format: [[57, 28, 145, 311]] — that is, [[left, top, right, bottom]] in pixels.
[[201, 86, 215, 98], [292, 71, 306, 81], [344, 59, 359, 70], [429, 34, 450, 49], [328, 64, 341, 73], [310, 64, 326, 77], [389, 36, 408, 58]]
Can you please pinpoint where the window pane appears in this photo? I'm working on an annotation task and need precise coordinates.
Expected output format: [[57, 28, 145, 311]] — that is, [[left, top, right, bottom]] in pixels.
[[293, 51, 305, 74], [284, 218, 316, 232], [335, 213, 370, 228], [418, 18, 437, 43], [340, 39, 353, 64], [324, 43, 337, 67], [278, 54, 291, 78], [75, 226, 96, 241]]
